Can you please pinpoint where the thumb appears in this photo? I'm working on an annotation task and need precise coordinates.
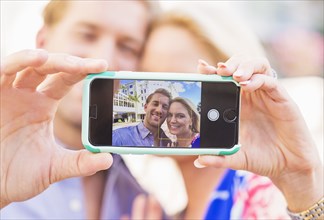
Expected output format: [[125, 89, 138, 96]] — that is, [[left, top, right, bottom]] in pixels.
[[194, 150, 247, 171], [51, 148, 113, 183]]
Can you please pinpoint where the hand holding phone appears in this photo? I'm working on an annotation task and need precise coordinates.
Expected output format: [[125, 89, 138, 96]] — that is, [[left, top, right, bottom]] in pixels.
[[82, 71, 240, 155]]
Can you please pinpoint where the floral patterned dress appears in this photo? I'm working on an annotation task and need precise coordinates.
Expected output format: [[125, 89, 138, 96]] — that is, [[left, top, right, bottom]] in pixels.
[[204, 169, 289, 220]]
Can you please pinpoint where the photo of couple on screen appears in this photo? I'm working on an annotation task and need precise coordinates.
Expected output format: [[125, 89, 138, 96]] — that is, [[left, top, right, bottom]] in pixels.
[[112, 80, 201, 148]]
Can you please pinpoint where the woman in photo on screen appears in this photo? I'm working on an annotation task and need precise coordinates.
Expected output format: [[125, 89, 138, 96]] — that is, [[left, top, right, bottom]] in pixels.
[[165, 97, 200, 148]]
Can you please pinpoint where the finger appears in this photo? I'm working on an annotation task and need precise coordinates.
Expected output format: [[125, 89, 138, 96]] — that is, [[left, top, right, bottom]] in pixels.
[[146, 195, 163, 220], [51, 149, 113, 183], [239, 74, 289, 102], [13, 67, 47, 91], [37, 58, 107, 100], [216, 56, 272, 81], [120, 215, 130, 220], [215, 62, 234, 76], [131, 194, 146, 219], [197, 59, 217, 75], [1, 49, 48, 88], [194, 150, 247, 171], [232, 57, 271, 82], [15, 54, 107, 92], [37, 59, 108, 99], [215, 55, 246, 76]]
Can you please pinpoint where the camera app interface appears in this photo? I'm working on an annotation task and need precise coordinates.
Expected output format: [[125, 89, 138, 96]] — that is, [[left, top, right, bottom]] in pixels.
[[112, 80, 202, 148]]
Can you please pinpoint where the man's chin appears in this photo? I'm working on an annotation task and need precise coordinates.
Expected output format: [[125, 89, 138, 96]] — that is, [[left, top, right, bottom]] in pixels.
[[149, 121, 160, 128]]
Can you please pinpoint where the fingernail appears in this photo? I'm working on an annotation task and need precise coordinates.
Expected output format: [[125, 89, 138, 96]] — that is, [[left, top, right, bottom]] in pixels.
[[239, 80, 251, 85], [194, 159, 206, 168], [198, 59, 209, 66], [234, 70, 244, 77], [217, 62, 227, 69], [206, 65, 217, 72]]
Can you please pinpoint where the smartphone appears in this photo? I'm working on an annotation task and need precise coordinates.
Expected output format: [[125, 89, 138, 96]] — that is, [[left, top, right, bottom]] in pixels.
[[82, 71, 240, 155]]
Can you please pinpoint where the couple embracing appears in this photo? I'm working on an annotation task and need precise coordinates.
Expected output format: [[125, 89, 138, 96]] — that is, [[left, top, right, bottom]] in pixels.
[[113, 88, 200, 148]]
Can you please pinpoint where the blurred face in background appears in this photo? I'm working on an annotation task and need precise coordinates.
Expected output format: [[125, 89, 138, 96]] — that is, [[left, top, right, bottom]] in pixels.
[[37, 1, 149, 129], [141, 25, 214, 73]]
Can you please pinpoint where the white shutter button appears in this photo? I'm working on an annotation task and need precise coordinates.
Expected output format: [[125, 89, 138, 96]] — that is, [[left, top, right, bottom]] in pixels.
[[207, 109, 219, 121]]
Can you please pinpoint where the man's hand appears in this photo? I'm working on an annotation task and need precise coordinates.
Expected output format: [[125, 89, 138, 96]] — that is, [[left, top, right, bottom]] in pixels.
[[1, 49, 113, 208], [120, 194, 163, 220], [195, 56, 323, 212]]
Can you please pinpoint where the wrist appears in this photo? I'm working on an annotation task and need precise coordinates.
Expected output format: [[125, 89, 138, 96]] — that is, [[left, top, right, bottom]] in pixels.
[[1, 183, 10, 209], [0, 198, 10, 209], [287, 197, 324, 220], [273, 164, 324, 212]]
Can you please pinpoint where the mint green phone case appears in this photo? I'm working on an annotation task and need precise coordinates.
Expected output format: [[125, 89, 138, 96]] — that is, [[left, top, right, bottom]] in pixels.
[[82, 71, 240, 155]]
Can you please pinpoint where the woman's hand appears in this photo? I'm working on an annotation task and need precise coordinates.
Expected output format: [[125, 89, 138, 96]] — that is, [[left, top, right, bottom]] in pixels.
[[195, 56, 323, 212], [1, 49, 113, 208]]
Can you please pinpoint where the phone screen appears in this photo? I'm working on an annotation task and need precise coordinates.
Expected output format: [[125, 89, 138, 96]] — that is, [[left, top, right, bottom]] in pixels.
[[88, 78, 240, 149]]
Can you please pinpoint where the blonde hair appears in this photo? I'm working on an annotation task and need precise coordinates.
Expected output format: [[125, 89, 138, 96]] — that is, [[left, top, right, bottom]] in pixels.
[[170, 97, 200, 133], [150, 3, 265, 64], [42, 0, 161, 27], [43, 1, 69, 27]]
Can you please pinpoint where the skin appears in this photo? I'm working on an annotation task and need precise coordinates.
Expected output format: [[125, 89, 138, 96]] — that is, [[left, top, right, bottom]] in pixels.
[[143, 93, 170, 137], [0, 2, 157, 218], [141, 23, 323, 217], [167, 102, 195, 147], [1, 50, 111, 209]]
